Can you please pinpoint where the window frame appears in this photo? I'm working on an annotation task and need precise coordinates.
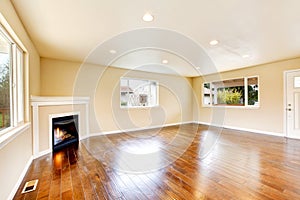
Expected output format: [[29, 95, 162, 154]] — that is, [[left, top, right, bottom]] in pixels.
[[0, 24, 25, 135], [202, 76, 260, 108], [120, 77, 159, 109]]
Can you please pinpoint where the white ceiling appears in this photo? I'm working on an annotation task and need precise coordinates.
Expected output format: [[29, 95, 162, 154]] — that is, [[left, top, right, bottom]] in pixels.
[[11, 0, 300, 77]]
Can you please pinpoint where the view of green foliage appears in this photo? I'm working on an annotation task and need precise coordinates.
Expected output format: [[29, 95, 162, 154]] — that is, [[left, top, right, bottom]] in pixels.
[[0, 61, 9, 102], [0, 114, 2, 127], [248, 85, 258, 105], [0, 58, 10, 127], [217, 88, 243, 105], [120, 102, 127, 106], [205, 78, 258, 106]]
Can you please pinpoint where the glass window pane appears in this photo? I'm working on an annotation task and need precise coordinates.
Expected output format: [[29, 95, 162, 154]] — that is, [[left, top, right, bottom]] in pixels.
[[203, 83, 211, 105], [149, 81, 157, 106], [248, 77, 259, 106], [128, 79, 140, 106], [0, 32, 11, 130], [294, 77, 300, 88], [212, 78, 245, 105], [120, 79, 129, 107], [120, 78, 158, 107]]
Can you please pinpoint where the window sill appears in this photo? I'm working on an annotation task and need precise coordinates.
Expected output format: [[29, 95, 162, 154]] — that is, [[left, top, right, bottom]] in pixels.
[[202, 105, 260, 109], [120, 105, 159, 109], [0, 123, 31, 149]]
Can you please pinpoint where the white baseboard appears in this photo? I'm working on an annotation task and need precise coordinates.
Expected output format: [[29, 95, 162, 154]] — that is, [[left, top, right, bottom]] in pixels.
[[33, 149, 51, 159], [79, 135, 89, 140], [88, 121, 195, 137], [196, 121, 283, 137], [7, 156, 33, 200], [285, 135, 300, 139]]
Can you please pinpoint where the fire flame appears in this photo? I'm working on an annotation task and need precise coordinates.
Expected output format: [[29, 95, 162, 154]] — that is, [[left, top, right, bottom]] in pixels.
[[56, 127, 63, 138]]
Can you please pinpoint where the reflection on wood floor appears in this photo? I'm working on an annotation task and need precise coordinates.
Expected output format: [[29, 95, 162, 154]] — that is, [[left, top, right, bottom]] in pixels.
[[13, 124, 300, 199]]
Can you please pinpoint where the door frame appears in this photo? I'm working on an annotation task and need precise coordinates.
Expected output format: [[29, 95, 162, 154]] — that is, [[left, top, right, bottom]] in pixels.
[[283, 69, 300, 138]]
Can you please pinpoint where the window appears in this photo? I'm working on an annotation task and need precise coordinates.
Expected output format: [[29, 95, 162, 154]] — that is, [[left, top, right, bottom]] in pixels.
[[247, 77, 259, 106], [0, 26, 24, 133], [120, 78, 158, 108], [203, 76, 259, 107], [0, 31, 10, 130], [294, 77, 300, 88]]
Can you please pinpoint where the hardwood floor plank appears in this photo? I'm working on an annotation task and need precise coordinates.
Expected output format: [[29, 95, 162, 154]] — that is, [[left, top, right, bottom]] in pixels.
[[13, 124, 300, 200], [70, 164, 85, 200]]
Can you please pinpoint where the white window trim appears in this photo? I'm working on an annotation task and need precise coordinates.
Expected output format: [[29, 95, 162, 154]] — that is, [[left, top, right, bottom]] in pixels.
[[0, 18, 27, 141], [120, 77, 159, 109], [202, 76, 260, 109]]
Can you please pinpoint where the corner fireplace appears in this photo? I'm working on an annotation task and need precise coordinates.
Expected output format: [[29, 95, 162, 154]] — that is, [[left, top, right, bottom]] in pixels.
[[52, 114, 79, 151]]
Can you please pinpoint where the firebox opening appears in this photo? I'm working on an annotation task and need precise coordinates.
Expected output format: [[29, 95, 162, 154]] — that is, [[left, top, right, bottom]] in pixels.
[[52, 114, 79, 151]]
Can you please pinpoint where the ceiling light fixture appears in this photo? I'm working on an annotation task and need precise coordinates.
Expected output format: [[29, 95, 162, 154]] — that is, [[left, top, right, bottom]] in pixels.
[[162, 59, 168, 64], [142, 13, 154, 22], [109, 49, 117, 54], [209, 40, 219, 46], [242, 54, 250, 58]]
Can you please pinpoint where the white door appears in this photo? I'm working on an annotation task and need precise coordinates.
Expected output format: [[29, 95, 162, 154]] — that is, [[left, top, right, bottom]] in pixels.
[[286, 70, 300, 138]]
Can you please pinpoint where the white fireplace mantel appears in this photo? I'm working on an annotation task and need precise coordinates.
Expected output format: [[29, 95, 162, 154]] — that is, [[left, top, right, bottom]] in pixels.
[[31, 96, 90, 158], [31, 96, 90, 106]]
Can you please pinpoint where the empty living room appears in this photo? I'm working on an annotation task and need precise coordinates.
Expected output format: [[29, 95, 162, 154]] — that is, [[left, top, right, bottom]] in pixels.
[[1, 0, 300, 199]]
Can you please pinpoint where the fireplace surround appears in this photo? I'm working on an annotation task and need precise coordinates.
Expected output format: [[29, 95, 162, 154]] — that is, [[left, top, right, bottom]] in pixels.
[[31, 96, 90, 158]]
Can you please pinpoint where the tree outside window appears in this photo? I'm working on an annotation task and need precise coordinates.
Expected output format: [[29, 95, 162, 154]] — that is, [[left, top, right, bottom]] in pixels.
[[0, 37, 11, 130]]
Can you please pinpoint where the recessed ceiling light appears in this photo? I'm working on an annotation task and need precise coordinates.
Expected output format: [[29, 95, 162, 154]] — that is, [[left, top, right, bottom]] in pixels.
[[142, 13, 154, 22], [209, 40, 219, 46], [196, 67, 201, 70], [242, 54, 250, 58], [162, 59, 168, 64], [109, 49, 117, 54]]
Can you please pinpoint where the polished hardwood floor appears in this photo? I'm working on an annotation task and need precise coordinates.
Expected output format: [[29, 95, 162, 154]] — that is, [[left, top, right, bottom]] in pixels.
[[13, 124, 300, 200]]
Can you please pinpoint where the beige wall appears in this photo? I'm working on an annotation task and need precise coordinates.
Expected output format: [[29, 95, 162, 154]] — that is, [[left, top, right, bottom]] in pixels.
[[40, 58, 79, 96], [0, 128, 32, 200], [41, 57, 300, 135], [40, 58, 194, 133], [95, 66, 193, 132], [193, 58, 300, 134], [0, 0, 40, 199]]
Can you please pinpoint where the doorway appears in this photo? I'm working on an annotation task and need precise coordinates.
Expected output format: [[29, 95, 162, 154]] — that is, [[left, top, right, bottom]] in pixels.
[[285, 69, 300, 139]]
